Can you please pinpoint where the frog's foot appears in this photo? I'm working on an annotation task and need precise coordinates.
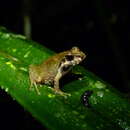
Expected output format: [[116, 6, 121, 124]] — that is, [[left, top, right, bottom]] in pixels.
[[34, 85, 41, 95], [51, 88, 71, 97], [29, 83, 41, 95]]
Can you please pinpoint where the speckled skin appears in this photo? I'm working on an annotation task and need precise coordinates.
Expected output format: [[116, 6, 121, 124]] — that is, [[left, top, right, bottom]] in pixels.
[[29, 47, 86, 95]]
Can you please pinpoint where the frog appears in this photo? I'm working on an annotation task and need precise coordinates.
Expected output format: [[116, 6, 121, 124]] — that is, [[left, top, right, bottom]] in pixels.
[[29, 47, 86, 95]]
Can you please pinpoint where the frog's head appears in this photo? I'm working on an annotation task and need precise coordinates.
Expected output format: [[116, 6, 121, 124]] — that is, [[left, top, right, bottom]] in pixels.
[[59, 47, 86, 73], [65, 47, 86, 66]]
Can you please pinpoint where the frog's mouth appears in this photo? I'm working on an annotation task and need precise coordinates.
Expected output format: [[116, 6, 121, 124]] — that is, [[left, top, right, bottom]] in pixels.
[[72, 56, 83, 65]]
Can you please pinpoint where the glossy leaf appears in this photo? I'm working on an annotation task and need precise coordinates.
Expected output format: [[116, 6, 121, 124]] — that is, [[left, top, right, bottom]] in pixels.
[[0, 27, 130, 130]]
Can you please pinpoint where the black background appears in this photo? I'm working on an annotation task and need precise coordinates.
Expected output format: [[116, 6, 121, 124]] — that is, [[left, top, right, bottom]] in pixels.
[[0, 0, 129, 129]]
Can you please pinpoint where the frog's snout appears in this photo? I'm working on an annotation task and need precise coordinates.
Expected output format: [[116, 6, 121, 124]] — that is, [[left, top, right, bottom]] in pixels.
[[81, 52, 86, 61]]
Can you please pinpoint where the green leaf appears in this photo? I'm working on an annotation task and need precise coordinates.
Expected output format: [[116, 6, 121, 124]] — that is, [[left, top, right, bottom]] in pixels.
[[0, 27, 130, 130]]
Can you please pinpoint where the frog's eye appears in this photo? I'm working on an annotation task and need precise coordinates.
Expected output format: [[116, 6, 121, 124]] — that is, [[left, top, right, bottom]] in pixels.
[[76, 55, 82, 58], [72, 46, 79, 51], [65, 55, 74, 61]]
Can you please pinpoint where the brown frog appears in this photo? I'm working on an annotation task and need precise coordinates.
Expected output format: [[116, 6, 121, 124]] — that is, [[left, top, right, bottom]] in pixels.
[[29, 47, 86, 95]]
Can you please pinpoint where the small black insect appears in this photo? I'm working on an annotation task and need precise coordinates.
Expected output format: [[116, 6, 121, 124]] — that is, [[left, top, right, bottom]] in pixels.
[[81, 90, 93, 108]]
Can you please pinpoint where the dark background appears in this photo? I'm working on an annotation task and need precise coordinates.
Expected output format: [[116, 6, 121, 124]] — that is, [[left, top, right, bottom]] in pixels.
[[0, 0, 129, 129]]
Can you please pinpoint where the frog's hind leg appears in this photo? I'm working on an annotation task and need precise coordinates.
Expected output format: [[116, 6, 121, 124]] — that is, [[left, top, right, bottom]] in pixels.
[[29, 67, 41, 95], [29, 76, 41, 95], [29, 80, 41, 95], [33, 82, 41, 95]]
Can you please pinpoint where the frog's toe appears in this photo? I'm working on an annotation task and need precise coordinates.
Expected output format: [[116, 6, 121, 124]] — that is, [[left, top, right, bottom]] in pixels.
[[52, 88, 71, 97]]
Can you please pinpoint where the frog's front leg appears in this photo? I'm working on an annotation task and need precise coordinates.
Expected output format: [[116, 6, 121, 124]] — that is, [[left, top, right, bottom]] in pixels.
[[53, 70, 63, 94], [53, 70, 70, 96]]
